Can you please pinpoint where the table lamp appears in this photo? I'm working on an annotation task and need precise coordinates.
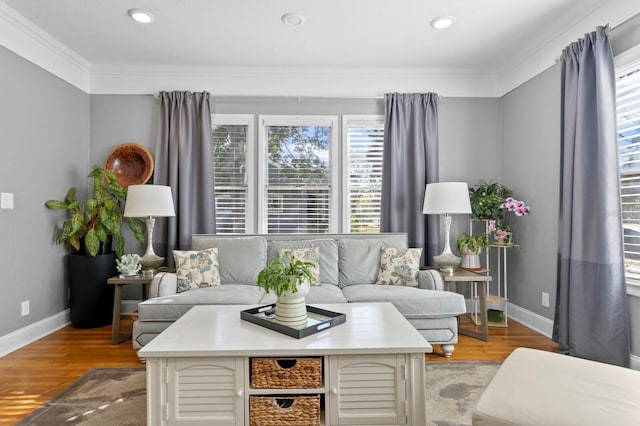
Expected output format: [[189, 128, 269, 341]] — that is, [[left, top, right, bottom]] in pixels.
[[422, 182, 472, 272], [124, 185, 175, 270]]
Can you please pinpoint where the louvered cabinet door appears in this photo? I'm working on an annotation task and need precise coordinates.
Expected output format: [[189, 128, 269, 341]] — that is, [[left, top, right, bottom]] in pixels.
[[328, 354, 407, 425], [167, 357, 244, 425]]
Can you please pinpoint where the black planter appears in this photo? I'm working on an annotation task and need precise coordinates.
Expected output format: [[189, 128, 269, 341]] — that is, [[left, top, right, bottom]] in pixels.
[[68, 253, 117, 328]]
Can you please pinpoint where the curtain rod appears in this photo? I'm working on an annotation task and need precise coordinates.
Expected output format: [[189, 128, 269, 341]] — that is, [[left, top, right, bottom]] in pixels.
[[213, 95, 385, 101], [153, 94, 445, 101], [211, 94, 444, 101]]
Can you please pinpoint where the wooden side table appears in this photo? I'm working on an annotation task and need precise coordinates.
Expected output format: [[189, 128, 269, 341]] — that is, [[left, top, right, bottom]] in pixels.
[[440, 268, 493, 342], [107, 275, 153, 344]]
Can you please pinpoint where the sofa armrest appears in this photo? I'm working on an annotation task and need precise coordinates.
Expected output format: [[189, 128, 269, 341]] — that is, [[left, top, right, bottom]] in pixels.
[[417, 269, 444, 291], [149, 272, 178, 298]]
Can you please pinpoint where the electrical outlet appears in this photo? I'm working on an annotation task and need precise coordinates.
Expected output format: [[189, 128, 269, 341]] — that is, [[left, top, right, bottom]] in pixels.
[[542, 292, 550, 308], [21, 300, 30, 316]]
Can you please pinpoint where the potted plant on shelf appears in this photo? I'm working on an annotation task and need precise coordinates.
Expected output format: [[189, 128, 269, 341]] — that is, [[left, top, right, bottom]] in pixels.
[[456, 232, 489, 270], [468, 181, 513, 227], [256, 252, 316, 328], [45, 165, 146, 328], [486, 197, 531, 244]]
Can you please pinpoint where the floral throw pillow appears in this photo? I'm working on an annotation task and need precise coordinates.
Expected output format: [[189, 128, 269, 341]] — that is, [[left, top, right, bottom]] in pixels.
[[376, 248, 422, 287], [173, 248, 221, 293], [279, 247, 320, 285]]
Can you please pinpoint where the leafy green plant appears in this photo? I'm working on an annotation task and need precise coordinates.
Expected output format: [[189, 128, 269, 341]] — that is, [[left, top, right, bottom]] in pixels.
[[456, 232, 489, 254], [468, 181, 513, 227], [45, 165, 145, 257], [256, 252, 315, 298]]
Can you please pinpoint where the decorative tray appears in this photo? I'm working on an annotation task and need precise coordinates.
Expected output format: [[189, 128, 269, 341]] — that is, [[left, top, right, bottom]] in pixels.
[[240, 304, 346, 339]]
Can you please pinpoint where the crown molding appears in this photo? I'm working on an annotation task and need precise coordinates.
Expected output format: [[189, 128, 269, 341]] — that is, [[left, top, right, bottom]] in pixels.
[[0, 1, 90, 92], [89, 65, 502, 97], [497, 0, 640, 95]]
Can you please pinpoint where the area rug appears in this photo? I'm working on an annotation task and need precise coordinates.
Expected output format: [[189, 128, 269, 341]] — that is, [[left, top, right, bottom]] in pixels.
[[426, 361, 502, 426], [18, 362, 500, 425], [17, 367, 146, 425]]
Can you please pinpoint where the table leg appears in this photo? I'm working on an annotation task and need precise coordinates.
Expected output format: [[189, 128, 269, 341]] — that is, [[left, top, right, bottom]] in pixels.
[[111, 284, 122, 344], [458, 281, 489, 342]]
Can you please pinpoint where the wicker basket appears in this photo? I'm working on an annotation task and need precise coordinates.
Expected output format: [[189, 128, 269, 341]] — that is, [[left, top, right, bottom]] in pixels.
[[249, 395, 321, 426], [251, 357, 323, 389]]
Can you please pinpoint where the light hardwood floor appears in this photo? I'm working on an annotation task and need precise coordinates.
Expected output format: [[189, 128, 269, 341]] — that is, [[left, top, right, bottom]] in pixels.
[[0, 315, 557, 424]]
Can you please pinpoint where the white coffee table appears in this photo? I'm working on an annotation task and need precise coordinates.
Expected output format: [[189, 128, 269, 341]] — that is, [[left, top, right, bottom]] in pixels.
[[139, 302, 432, 426]]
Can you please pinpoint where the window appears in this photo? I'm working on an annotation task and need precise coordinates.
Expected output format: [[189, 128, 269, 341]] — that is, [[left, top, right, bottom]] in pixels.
[[616, 58, 640, 285], [343, 116, 384, 232], [258, 116, 339, 234], [212, 113, 384, 235], [211, 114, 253, 233]]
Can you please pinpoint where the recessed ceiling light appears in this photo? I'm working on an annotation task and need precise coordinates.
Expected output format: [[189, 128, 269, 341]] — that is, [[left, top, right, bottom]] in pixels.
[[281, 13, 305, 26], [128, 9, 155, 24], [430, 16, 455, 30]]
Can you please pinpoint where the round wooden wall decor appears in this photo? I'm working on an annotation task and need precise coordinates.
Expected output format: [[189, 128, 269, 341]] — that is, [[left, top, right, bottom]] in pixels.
[[104, 143, 154, 187]]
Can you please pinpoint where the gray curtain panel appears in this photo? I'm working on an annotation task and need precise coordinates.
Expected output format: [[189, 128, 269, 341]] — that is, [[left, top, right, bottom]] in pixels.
[[153, 91, 216, 267], [381, 93, 440, 265], [554, 27, 630, 367]]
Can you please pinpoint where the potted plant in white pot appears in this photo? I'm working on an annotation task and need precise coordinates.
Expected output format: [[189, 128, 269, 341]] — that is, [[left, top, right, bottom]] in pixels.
[[256, 252, 316, 328], [45, 165, 145, 327], [456, 232, 489, 271]]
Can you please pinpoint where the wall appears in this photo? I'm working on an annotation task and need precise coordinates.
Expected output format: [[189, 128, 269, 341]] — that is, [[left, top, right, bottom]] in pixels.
[[89, 95, 158, 302], [438, 98, 502, 241], [0, 46, 89, 338], [500, 65, 561, 324]]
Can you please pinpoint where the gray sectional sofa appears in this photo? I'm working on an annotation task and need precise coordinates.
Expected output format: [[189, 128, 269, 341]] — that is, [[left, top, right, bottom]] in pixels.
[[132, 233, 466, 357]]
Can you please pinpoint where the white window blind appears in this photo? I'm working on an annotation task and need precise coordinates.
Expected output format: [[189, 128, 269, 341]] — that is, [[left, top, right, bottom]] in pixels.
[[212, 115, 252, 233], [259, 116, 337, 234], [344, 116, 384, 233], [617, 62, 640, 282]]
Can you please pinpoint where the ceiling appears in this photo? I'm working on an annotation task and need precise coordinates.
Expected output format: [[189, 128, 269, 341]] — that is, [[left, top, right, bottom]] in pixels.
[[0, 0, 637, 96]]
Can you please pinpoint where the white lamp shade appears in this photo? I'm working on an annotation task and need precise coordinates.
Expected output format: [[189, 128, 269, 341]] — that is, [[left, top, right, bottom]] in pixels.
[[124, 185, 176, 217], [422, 182, 472, 215]]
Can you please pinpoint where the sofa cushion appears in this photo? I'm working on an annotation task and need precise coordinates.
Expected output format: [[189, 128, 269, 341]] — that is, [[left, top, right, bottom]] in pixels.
[[258, 283, 348, 305], [268, 239, 339, 285], [173, 248, 220, 293], [279, 247, 320, 284], [138, 285, 266, 321], [192, 236, 266, 284], [338, 236, 406, 286], [376, 248, 421, 287], [341, 284, 466, 318]]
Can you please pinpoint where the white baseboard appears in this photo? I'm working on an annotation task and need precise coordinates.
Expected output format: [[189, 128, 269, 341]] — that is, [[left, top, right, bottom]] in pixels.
[[0, 300, 141, 358], [0, 310, 70, 357], [506, 302, 554, 338], [464, 299, 554, 338]]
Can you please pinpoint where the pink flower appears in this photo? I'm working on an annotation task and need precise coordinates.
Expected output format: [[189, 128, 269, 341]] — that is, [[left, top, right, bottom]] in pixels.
[[501, 197, 530, 216], [495, 229, 509, 239], [487, 220, 496, 233]]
